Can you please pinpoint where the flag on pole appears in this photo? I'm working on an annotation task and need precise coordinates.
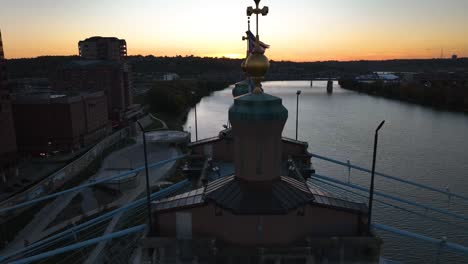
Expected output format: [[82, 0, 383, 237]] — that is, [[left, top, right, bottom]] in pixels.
[[246, 30, 269, 55]]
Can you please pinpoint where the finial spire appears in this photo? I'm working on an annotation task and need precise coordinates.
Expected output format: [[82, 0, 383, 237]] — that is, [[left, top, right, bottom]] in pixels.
[[246, 0, 269, 42], [244, 0, 270, 94], [242, 17, 251, 63]]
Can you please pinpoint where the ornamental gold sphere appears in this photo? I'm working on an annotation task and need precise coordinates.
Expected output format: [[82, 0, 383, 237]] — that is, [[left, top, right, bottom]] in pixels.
[[244, 52, 270, 78]]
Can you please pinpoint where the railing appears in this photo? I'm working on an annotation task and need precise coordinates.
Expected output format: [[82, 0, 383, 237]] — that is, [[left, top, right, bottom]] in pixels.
[[310, 177, 467, 230], [308, 173, 468, 259], [310, 174, 468, 222], [188, 136, 221, 146], [372, 223, 468, 256], [306, 152, 468, 261], [310, 153, 468, 202]]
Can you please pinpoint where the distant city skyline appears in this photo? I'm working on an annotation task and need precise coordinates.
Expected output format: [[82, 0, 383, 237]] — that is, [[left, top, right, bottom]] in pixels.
[[1, 0, 467, 61]]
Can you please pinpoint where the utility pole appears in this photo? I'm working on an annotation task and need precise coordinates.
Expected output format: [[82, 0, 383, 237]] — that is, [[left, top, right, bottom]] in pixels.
[[367, 120, 385, 233], [295, 90, 301, 140], [136, 121, 153, 235]]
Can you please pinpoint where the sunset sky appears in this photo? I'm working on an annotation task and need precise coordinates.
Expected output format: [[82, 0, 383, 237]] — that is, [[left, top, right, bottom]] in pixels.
[[1, 0, 467, 61]]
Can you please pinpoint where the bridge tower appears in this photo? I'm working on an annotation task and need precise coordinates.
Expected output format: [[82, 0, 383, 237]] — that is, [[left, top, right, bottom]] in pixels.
[[327, 78, 333, 94]]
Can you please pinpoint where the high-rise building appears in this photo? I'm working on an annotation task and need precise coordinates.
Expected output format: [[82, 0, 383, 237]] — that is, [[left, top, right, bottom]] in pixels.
[[78, 36, 127, 61], [53, 36, 133, 122], [0, 29, 18, 185], [53, 60, 132, 121], [0, 29, 6, 85]]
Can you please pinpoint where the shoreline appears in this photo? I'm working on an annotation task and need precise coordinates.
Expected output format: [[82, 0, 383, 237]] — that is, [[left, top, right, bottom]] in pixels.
[[338, 79, 468, 114]]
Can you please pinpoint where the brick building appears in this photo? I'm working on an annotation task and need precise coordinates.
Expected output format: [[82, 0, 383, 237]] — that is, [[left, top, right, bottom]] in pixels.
[[13, 91, 109, 155], [78, 36, 127, 61], [0, 29, 18, 184], [53, 60, 132, 121]]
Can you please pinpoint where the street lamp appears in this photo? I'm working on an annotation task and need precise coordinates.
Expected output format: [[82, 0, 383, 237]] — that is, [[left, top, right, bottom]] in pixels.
[[191, 91, 198, 141], [136, 121, 153, 235], [367, 120, 385, 233], [295, 90, 301, 140]]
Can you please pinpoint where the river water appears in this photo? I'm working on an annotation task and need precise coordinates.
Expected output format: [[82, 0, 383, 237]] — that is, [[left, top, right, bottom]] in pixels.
[[184, 81, 468, 263]]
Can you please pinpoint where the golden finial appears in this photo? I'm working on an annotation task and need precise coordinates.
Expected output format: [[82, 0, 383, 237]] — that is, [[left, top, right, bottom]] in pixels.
[[244, 0, 270, 94]]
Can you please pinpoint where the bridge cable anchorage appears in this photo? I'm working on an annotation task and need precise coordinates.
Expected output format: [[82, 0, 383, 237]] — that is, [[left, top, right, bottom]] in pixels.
[[372, 223, 468, 256], [1, 183, 186, 263], [0, 180, 190, 262], [309, 174, 468, 222], [0, 154, 188, 214], [1, 180, 189, 262], [6, 225, 146, 264], [310, 178, 467, 230], [310, 153, 468, 202]]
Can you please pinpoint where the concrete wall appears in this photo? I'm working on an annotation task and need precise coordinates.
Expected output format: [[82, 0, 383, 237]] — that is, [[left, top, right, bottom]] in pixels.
[[231, 120, 285, 182], [13, 93, 109, 155], [0, 97, 17, 183], [84, 94, 109, 133], [0, 39, 18, 183], [0, 98, 17, 157], [191, 138, 234, 162], [156, 203, 361, 246]]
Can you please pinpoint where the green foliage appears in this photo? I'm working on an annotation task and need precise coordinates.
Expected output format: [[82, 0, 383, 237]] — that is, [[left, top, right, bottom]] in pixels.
[[6, 56, 80, 79], [7, 55, 468, 81], [145, 79, 229, 116], [341, 80, 468, 112]]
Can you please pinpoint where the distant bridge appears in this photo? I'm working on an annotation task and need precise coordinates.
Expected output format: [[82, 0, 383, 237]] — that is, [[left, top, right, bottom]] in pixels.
[[266, 71, 348, 81], [266, 75, 341, 81]]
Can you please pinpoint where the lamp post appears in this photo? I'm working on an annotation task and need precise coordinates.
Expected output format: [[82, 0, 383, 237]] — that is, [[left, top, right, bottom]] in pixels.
[[295, 90, 301, 140], [367, 120, 385, 233], [191, 91, 198, 141], [136, 121, 153, 235]]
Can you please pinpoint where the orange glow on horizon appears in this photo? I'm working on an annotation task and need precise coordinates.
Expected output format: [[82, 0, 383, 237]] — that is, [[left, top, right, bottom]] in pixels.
[[3, 33, 467, 62], [1, 0, 467, 62], [4, 45, 467, 62]]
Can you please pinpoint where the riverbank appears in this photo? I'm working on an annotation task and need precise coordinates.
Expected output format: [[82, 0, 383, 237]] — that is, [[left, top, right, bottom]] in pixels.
[[338, 79, 468, 113], [136, 79, 231, 130]]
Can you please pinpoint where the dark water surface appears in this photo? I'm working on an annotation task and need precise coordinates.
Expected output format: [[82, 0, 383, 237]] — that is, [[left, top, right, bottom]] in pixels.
[[184, 81, 468, 263]]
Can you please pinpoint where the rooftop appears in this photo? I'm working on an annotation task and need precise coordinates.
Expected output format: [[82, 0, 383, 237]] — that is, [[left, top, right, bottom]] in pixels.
[[228, 92, 288, 121], [79, 36, 126, 43], [153, 175, 367, 215]]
